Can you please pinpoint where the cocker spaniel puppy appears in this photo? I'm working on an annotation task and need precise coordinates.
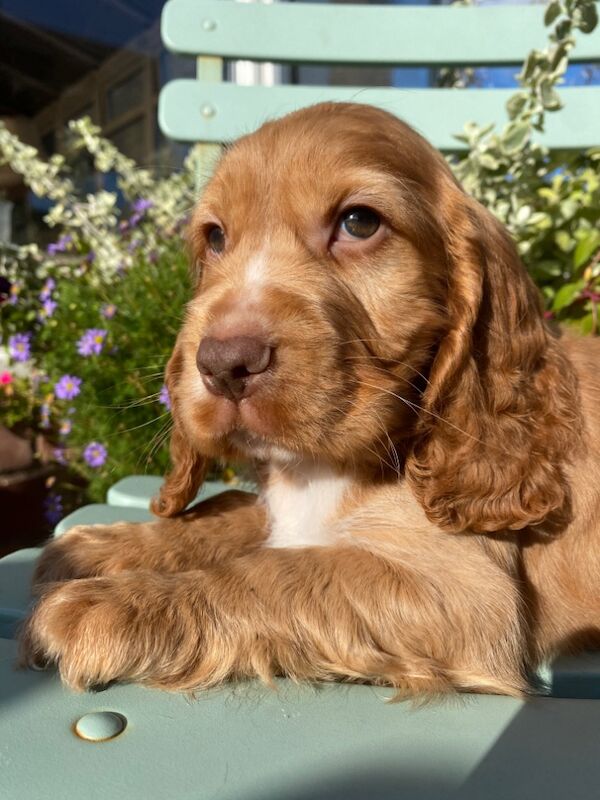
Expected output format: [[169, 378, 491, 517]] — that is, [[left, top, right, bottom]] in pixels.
[[20, 103, 600, 697]]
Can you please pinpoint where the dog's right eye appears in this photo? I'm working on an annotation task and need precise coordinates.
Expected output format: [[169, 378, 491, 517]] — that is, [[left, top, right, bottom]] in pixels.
[[207, 226, 226, 254], [339, 207, 381, 240]]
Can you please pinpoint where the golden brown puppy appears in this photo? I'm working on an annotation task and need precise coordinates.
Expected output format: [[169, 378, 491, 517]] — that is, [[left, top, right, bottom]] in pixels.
[[20, 103, 600, 696]]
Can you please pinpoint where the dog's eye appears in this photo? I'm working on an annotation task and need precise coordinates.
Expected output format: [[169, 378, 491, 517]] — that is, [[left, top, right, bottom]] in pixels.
[[207, 226, 226, 254], [339, 207, 380, 239]]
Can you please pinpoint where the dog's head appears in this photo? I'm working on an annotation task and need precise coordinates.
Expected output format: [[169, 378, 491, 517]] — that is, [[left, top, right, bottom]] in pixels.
[[153, 102, 580, 534]]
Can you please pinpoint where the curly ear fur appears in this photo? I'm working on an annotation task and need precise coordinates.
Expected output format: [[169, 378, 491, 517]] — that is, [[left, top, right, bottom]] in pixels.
[[150, 344, 207, 518], [406, 184, 583, 534]]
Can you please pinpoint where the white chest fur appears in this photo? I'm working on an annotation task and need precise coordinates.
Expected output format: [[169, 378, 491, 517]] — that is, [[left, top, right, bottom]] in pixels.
[[264, 462, 351, 548]]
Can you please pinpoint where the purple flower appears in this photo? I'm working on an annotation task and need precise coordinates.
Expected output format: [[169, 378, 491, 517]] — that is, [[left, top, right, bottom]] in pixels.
[[133, 199, 153, 213], [83, 441, 107, 468], [54, 374, 82, 400], [158, 384, 171, 411], [47, 235, 72, 255], [101, 303, 117, 319], [44, 492, 64, 526], [77, 328, 107, 357], [39, 278, 56, 300], [127, 199, 153, 229], [8, 333, 31, 362], [39, 298, 57, 319], [53, 447, 67, 465]]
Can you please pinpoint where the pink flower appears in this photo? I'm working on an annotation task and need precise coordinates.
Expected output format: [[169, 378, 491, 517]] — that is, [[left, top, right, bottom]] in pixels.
[[0, 371, 12, 385]]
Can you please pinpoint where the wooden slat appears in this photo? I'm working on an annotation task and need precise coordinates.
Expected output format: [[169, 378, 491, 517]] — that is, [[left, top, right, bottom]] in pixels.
[[158, 81, 600, 151], [162, 0, 600, 67]]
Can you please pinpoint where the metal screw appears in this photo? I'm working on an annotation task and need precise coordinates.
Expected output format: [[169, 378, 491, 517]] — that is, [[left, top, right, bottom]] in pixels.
[[202, 18, 216, 31], [201, 104, 216, 118]]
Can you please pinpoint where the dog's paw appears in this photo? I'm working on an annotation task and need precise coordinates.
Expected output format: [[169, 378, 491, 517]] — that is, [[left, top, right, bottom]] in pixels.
[[32, 523, 150, 593], [19, 573, 181, 691]]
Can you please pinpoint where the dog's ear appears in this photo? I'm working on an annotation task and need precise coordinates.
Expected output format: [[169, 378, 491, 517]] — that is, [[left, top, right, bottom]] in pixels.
[[405, 185, 581, 534], [150, 343, 207, 517]]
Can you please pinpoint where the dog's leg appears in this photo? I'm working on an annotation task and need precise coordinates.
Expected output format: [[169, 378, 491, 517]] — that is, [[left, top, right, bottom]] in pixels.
[[31, 491, 266, 590], [20, 544, 528, 697]]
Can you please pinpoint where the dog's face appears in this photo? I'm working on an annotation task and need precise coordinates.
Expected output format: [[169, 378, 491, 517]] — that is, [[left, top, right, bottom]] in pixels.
[[171, 104, 452, 470], [156, 102, 576, 536]]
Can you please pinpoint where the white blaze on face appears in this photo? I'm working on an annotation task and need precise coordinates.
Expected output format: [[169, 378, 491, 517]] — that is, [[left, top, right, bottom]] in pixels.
[[264, 461, 351, 548], [243, 249, 271, 296]]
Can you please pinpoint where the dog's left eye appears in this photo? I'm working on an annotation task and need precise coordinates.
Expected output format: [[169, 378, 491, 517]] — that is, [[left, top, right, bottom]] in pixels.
[[207, 226, 226, 254], [339, 207, 381, 239]]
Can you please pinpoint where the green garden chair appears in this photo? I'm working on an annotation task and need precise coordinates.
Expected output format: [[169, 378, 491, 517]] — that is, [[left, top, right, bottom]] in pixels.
[[2, 2, 600, 798]]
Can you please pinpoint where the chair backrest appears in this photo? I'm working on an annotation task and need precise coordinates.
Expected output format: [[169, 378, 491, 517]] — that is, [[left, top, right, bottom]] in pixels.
[[158, 0, 600, 152]]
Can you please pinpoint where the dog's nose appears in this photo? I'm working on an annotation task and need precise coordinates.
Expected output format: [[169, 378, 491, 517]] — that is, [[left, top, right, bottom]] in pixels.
[[196, 336, 273, 400]]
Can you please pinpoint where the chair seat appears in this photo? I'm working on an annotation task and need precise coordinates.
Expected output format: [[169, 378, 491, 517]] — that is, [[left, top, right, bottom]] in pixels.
[[2, 632, 600, 800]]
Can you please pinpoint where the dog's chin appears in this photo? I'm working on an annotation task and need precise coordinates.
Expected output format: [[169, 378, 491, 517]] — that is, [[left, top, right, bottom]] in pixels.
[[227, 429, 299, 464]]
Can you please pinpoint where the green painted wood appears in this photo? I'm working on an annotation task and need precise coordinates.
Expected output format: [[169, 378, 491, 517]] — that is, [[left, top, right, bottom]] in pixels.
[[0, 547, 41, 622], [0, 608, 27, 639], [162, 0, 600, 66], [159, 82, 600, 151], [107, 476, 256, 508], [4, 635, 600, 800], [106, 475, 166, 508], [53, 503, 153, 537], [549, 651, 600, 699]]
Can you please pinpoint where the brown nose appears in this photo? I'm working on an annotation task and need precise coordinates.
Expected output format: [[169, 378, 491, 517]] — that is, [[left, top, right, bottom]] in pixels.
[[196, 336, 273, 400]]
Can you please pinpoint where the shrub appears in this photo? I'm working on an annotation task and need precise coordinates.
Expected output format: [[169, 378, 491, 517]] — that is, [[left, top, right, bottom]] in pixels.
[[0, 121, 198, 513], [451, 0, 600, 331]]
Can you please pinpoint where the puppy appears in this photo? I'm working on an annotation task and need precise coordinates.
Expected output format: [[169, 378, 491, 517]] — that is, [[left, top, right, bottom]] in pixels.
[[20, 103, 600, 697]]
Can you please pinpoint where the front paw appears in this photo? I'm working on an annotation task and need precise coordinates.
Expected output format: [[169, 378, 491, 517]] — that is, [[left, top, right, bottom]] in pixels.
[[32, 523, 149, 593], [19, 573, 185, 691]]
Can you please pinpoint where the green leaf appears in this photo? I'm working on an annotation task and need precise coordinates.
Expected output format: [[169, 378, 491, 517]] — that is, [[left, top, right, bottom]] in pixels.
[[552, 280, 585, 311], [515, 204, 532, 224], [574, 230, 600, 269], [555, 229, 574, 252], [540, 80, 562, 110], [580, 312, 595, 335], [520, 52, 539, 81], [555, 18, 573, 39], [506, 92, 528, 119], [578, 2, 598, 33], [530, 260, 563, 280], [478, 153, 500, 170], [559, 198, 578, 219], [527, 212, 553, 229], [501, 121, 531, 154], [544, 0, 563, 26]]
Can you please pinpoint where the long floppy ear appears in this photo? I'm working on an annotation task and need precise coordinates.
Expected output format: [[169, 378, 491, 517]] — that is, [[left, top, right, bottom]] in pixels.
[[405, 185, 582, 534], [150, 343, 208, 517]]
